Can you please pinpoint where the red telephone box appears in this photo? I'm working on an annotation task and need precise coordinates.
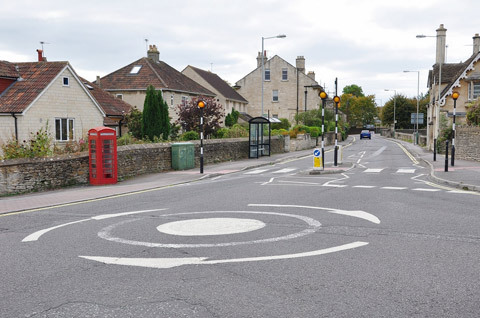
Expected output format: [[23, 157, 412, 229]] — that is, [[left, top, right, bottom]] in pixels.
[[88, 127, 117, 185]]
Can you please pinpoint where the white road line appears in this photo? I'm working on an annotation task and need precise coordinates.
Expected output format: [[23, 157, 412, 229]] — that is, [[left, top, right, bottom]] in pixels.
[[278, 180, 320, 185], [412, 188, 441, 192], [80, 241, 369, 269], [381, 187, 407, 190], [249, 204, 381, 224], [363, 168, 384, 173], [22, 209, 167, 242], [448, 190, 473, 194], [353, 185, 376, 188], [261, 178, 275, 186], [396, 169, 416, 174], [323, 184, 348, 188], [244, 169, 269, 175], [273, 168, 297, 174]]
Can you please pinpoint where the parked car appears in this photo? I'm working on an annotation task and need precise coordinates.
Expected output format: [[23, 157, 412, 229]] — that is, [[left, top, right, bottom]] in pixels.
[[360, 130, 371, 139]]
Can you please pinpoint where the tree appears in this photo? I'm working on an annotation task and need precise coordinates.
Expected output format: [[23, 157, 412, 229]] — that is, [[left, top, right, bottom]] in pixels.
[[225, 108, 240, 127], [142, 85, 162, 141], [175, 96, 225, 136], [125, 107, 143, 139], [342, 84, 364, 97], [158, 91, 171, 140], [381, 95, 428, 129]]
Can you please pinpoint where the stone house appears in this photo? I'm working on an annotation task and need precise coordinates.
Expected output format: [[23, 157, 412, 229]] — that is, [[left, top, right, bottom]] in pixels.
[[234, 53, 323, 123], [0, 50, 131, 147], [97, 45, 215, 123], [426, 24, 480, 150], [182, 65, 248, 117]]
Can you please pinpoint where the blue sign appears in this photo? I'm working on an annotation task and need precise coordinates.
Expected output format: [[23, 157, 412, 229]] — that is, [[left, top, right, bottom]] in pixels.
[[313, 149, 320, 157]]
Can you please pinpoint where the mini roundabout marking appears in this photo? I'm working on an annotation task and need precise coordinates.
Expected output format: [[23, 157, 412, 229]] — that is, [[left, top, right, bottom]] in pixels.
[[22, 205, 380, 270]]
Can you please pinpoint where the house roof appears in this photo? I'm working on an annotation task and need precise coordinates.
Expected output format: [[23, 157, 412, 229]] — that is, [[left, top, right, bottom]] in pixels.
[[185, 66, 248, 103], [428, 52, 480, 105], [99, 57, 215, 96], [80, 77, 132, 117], [0, 61, 69, 113], [0, 61, 19, 79]]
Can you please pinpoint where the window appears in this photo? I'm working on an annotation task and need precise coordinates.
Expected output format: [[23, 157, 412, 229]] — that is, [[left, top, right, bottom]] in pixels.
[[171, 95, 174, 106], [55, 118, 74, 141], [129, 65, 142, 74], [116, 94, 123, 100], [272, 90, 279, 102], [63, 77, 69, 86], [182, 96, 189, 105], [282, 68, 288, 81], [470, 82, 480, 99], [264, 69, 270, 81]]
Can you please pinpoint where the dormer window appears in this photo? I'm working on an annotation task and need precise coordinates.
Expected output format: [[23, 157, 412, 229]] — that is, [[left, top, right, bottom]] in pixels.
[[129, 65, 142, 74], [63, 77, 69, 86]]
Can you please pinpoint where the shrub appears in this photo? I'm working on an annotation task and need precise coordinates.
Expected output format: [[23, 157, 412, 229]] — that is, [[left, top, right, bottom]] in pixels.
[[271, 129, 288, 136], [466, 99, 480, 126], [1, 124, 53, 159], [271, 118, 290, 130], [225, 124, 248, 138], [308, 127, 320, 138], [214, 128, 230, 138], [181, 131, 199, 141]]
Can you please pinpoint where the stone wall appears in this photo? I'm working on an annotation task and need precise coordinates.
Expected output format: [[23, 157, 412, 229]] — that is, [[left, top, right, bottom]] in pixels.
[[456, 126, 480, 162], [0, 136, 285, 195], [288, 132, 341, 152]]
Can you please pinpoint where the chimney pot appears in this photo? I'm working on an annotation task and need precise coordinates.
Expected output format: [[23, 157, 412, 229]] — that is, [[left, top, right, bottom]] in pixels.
[[36, 49, 43, 62], [96, 76, 101, 88]]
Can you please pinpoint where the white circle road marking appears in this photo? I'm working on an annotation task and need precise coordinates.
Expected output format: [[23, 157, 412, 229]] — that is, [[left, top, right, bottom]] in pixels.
[[98, 211, 322, 248], [157, 218, 266, 236]]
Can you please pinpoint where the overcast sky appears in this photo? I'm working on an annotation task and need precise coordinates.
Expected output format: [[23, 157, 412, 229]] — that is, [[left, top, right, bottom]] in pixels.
[[1, 0, 479, 105]]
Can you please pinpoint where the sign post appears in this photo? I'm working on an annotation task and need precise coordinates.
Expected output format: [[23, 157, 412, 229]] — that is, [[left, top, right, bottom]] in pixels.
[[197, 100, 206, 174], [313, 148, 323, 170]]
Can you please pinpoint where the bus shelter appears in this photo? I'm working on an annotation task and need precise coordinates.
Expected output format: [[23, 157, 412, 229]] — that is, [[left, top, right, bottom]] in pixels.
[[249, 117, 271, 158]]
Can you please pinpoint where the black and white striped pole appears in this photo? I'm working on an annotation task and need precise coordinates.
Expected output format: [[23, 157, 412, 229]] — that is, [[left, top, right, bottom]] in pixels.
[[451, 92, 459, 167], [197, 100, 206, 174], [333, 95, 341, 167], [319, 91, 328, 169]]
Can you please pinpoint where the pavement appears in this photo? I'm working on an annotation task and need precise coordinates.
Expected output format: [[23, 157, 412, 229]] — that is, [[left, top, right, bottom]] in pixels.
[[1, 135, 480, 215]]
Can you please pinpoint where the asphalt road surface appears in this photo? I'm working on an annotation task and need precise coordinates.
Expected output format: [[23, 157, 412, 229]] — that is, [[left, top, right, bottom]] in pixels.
[[1, 134, 479, 317]]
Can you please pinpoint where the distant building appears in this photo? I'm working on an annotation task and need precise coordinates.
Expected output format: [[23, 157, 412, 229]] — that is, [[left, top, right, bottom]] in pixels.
[[98, 45, 215, 123], [182, 65, 248, 117], [427, 24, 480, 150], [235, 53, 323, 122], [0, 50, 130, 146]]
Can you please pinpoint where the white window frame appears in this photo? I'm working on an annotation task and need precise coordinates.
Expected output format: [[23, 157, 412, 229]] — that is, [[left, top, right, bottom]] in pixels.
[[116, 94, 123, 100], [182, 96, 189, 105], [470, 82, 480, 100], [264, 69, 271, 81], [62, 77, 69, 87], [282, 68, 288, 81], [55, 118, 75, 141], [171, 95, 174, 106], [129, 65, 142, 74], [272, 90, 279, 102]]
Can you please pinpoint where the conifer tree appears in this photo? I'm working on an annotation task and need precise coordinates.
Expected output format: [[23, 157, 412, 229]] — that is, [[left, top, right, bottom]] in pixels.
[[142, 85, 162, 140]]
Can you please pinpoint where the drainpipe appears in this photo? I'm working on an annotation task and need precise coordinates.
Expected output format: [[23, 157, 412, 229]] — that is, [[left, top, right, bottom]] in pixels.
[[11, 113, 18, 141]]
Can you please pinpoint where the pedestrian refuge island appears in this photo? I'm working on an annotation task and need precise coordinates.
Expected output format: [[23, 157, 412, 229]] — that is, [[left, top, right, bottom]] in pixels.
[[249, 117, 271, 158]]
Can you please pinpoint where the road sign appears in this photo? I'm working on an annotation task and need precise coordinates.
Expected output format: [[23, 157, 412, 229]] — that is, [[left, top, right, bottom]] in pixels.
[[411, 113, 424, 124], [313, 148, 322, 170]]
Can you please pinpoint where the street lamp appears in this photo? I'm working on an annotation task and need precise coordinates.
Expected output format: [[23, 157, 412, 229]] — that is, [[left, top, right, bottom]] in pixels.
[[404, 70, 420, 144], [261, 34, 286, 118], [417, 31, 444, 153], [385, 89, 396, 136]]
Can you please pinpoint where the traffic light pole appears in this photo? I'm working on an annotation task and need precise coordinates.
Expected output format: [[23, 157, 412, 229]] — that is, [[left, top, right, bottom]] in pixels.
[[197, 100, 206, 174]]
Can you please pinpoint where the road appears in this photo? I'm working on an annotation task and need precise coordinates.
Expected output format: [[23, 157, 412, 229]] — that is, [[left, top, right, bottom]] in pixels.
[[1, 135, 479, 317]]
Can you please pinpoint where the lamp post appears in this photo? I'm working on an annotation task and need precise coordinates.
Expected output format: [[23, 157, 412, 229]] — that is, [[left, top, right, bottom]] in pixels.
[[417, 32, 444, 151], [403, 70, 420, 144], [451, 92, 459, 166], [385, 89, 396, 136], [333, 95, 340, 166], [319, 91, 328, 169], [261, 34, 286, 118]]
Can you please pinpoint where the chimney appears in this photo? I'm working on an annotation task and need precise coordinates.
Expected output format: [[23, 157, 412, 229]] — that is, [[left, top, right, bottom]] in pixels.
[[256, 51, 267, 68], [307, 71, 315, 81], [473, 33, 480, 55], [296, 56, 305, 72], [147, 44, 160, 63], [36, 49, 43, 62], [436, 24, 447, 64], [96, 76, 101, 88]]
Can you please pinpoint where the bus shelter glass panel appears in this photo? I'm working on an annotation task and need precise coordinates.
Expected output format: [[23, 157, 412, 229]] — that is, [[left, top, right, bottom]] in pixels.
[[249, 117, 271, 158]]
